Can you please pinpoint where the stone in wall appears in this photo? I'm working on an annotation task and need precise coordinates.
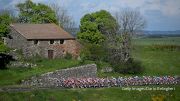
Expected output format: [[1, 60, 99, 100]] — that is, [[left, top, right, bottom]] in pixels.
[[21, 64, 97, 87], [5, 27, 81, 59], [9, 61, 37, 68], [101, 67, 113, 73]]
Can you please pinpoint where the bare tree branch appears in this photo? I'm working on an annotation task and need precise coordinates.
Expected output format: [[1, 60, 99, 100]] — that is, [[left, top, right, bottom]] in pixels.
[[115, 8, 146, 36], [49, 3, 76, 33], [106, 8, 146, 62]]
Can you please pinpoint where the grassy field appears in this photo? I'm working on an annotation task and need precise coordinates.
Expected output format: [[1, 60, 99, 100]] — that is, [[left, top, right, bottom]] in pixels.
[[0, 37, 180, 101], [98, 37, 180, 77], [133, 37, 180, 46], [0, 85, 179, 101], [133, 37, 180, 76], [0, 59, 93, 86]]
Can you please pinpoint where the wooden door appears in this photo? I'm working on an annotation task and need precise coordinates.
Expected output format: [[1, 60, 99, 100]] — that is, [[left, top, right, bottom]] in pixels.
[[48, 50, 54, 59]]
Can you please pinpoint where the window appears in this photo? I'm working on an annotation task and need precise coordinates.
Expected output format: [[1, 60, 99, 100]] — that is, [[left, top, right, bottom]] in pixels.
[[8, 35, 13, 39], [50, 40, 54, 44], [34, 40, 38, 45], [60, 39, 64, 44]]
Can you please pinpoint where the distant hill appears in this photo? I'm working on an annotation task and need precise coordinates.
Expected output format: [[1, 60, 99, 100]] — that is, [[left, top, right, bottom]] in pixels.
[[143, 30, 180, 35], [64, 28, 180, 38], [134, 30, 180, 38], [142, 30, 180, 38]]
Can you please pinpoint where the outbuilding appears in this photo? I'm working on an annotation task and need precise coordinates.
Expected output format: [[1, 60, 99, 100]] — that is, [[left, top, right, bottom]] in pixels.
[[4, 23, 80, 59]]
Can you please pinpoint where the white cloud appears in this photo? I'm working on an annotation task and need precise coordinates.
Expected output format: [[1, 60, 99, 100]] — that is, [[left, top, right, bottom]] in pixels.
[[141, 0, 180, 16], [4, 0, 180, 16], [1, 0, 179, 30], [162, 0, 180, 16]]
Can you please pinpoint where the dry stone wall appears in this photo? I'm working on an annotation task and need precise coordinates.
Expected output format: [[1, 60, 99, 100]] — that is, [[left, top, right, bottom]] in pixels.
[[21, 64, 97, 87]]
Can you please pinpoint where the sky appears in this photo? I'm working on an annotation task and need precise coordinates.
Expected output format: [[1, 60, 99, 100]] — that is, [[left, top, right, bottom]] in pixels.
[[0, 0, 180, 31]]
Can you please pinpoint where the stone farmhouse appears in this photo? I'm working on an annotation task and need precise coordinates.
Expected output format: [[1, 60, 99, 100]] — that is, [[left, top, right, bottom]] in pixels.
[[4, 23, 81, 59]]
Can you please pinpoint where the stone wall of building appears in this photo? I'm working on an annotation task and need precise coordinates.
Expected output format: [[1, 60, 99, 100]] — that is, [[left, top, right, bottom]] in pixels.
[[5, 28, 81, 58], [24, 39, 81, 58], [21, 64, 97, 87], [4, 27, 28, 49]]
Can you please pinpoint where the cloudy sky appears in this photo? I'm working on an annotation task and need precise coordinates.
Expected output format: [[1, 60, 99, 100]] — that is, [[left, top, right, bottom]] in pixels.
[[0, 0, 180, 31]]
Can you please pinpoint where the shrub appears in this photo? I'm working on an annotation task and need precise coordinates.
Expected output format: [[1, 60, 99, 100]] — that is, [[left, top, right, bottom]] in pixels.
[[64, 53, 73, 60], [89, 44, 107, 61], [113, 58, 144, 74], [0, 41, 10, 53], [79, 42, 108, 63], [25, 54, 43, 63], [0, 53, 15, 69], [79, 44, 91, 64]]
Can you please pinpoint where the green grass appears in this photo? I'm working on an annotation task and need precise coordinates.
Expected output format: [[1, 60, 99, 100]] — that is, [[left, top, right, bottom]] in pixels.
[[133, 46, 180, 75], [0, 37, 180, 101], [0, 59, 93, 86], [132, 37, 180, 76], [0, 85, 179, 101], [98, 37, 180, 77], [1, 37, 179, 86], [133, 37, 180, 46]]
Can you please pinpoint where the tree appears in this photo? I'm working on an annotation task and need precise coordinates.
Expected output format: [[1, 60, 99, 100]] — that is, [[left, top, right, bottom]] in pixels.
[[103, 8, 145, 74], [77, 10, 118, 44], [92, 10, 119, 35], [78, 21, 104, 44], [49, 3, 76, 33], [17, 0, 58, 24], [113, 8, 146, 61], [0, 10, 11, 37], [115, 8, 146, 36]]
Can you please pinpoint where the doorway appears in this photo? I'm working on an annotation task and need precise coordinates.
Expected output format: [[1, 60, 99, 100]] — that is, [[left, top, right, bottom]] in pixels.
[[48, 50, 54, 59]]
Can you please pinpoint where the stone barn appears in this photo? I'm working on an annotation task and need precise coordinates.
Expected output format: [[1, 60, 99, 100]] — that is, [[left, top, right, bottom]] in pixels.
[[4, 23, 81, 59]]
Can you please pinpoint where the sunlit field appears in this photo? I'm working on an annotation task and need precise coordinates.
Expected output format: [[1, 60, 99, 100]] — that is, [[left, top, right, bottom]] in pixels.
[[0, 37, 179, 101]]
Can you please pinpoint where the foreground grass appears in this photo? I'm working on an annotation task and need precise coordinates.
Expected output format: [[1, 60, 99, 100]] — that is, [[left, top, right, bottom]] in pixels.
[[0, 85, 179, 101], [1, 37, 180, 86], [0, 59, 93, 86], [0, 37, 179, 101]]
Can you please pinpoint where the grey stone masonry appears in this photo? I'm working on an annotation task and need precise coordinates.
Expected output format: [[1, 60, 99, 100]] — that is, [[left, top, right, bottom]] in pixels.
[[21, 64, 97, 87], [4, 26, 81, 59]]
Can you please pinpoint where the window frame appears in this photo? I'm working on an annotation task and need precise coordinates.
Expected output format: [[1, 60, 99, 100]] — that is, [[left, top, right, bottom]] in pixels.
[[60, 39, 64, 44], [34, 40, 39, 45], [8, 35, 13, 39], [49, 40, 55, 44]]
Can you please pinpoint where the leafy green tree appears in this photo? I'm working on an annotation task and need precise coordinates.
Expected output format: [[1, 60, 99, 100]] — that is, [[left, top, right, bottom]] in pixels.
[[77, 10, 118, 44], [17, 0, 58, 24], [92, 10, 119, 35], [77, 21, 104, 44], [0, 11, 11, 37]]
